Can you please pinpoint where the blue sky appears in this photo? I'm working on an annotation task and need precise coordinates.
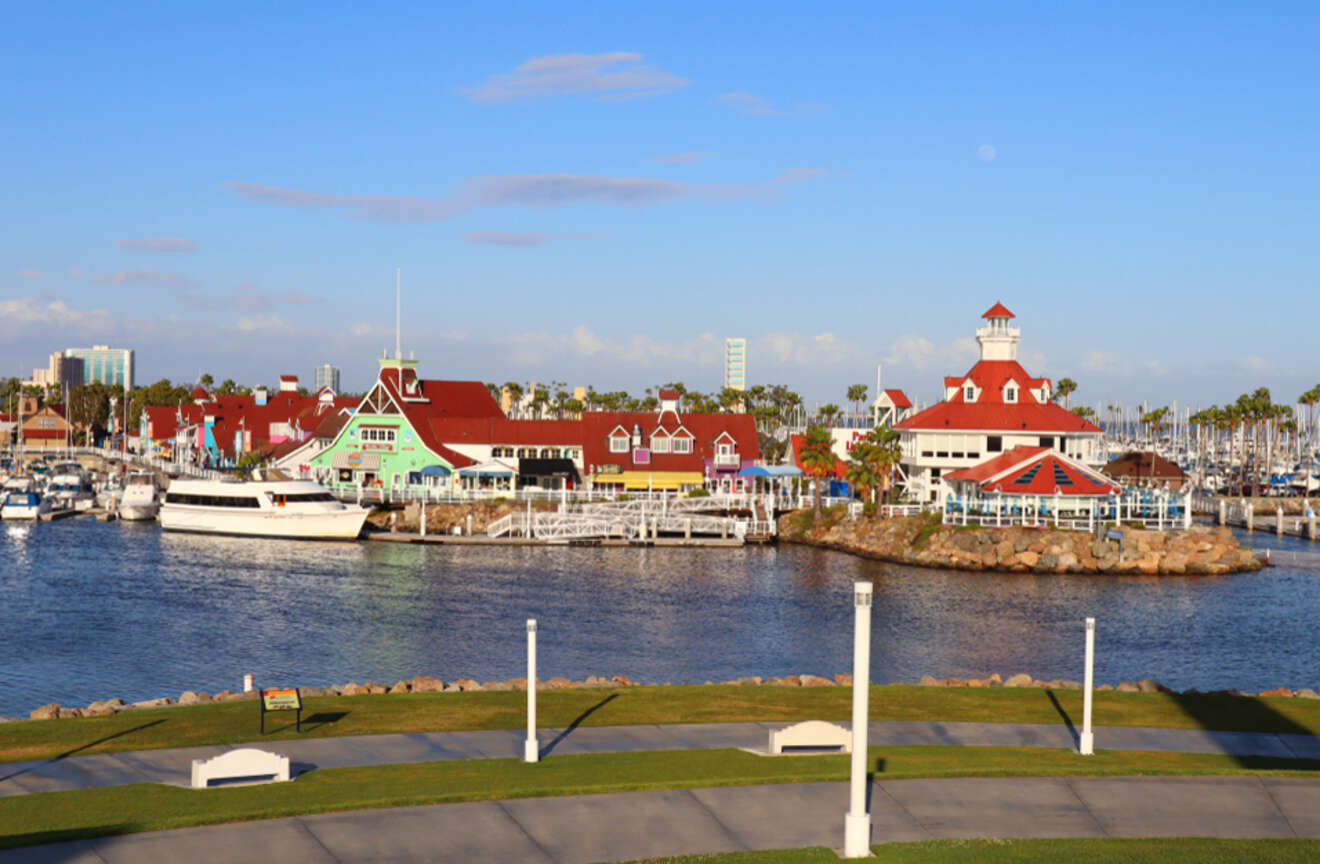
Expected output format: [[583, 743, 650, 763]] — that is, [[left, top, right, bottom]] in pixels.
[[3, 2, 1317, 411]]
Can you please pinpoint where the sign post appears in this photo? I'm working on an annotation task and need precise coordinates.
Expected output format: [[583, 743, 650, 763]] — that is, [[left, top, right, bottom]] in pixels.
[[1079, 617, 1095, 755], [843, 581, 873, 858], [260, 688, 303, 735], [524, 618, 538, 763]]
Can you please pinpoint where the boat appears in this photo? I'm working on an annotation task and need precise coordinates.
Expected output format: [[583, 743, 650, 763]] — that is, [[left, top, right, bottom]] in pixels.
[[118, 471, 160, 521], [1, 489, 53, 520], [46, 468, 96, 512], [160, 476, 369, 539]]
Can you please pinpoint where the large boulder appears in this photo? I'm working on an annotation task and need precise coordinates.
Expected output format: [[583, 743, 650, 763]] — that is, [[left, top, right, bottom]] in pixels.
[[409, 675, 445, 693], [177, 691, 210, 706], [1137, 678, 1171, 694], [1003, 673, 1033, 688], [29, 703, 61, 720], [799, 674, 834, 687], [131, 697, 175, 710]]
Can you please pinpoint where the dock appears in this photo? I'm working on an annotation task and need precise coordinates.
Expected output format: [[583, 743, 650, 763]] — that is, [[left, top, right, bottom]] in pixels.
[[366, 533, 745, 547], [37, 509, 79, 522], [1202, 498, 1319, 541]]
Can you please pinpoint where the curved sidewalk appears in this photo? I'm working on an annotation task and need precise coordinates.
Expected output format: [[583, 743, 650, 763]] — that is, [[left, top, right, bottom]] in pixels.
[[2, 719, 1318, 797], [5, 775, 1320, 863]]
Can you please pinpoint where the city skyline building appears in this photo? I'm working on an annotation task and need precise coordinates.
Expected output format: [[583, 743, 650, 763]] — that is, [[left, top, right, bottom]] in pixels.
[[724, 337, 746, 392], [65, 345, 134, 389], [315, 363, 341, 394]]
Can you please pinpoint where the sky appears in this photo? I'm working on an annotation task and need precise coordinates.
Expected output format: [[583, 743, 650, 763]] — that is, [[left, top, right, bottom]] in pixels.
[[3, 2, 1318, 412]]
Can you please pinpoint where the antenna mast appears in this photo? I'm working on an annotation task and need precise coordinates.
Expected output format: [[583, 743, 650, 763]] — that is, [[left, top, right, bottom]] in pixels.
[[395, 268, 402, 359]]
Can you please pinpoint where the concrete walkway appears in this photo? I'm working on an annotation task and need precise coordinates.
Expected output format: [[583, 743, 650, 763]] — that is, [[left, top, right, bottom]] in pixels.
[[2, 720, 1318, 797], [6, 775, 1320, 863]]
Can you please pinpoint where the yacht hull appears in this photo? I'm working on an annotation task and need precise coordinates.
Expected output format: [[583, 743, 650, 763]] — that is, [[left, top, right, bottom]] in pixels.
[[159, 506, 367, 539]]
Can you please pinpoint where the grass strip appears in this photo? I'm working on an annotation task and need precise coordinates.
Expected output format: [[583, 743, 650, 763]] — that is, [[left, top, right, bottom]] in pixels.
[[615, 837, 1320, 863], [1, 746, 1318, 850], [3, 685, 1319, 764]]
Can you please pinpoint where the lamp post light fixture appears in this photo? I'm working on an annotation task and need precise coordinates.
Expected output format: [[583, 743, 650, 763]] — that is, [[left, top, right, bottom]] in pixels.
[[843, 581, 873, 857], [524, 618, 539, 763]]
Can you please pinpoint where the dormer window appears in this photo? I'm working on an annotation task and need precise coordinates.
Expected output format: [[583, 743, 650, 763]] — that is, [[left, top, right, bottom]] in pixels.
[[964, 386, 975, 402], [672, 436, 693, 454], [652, 436, 671, 453], [609, 434, 629, 453], [1005, 387, 1017, 403]]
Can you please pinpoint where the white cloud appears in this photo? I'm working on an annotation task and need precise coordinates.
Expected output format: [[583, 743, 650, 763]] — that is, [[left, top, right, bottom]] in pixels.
[[224, 167, 811, 225], [15, 268, 44, 279], [463, 231, 605, 247], [651, 151, 709, 164], [233, 314, 287, 333], [759, 332, 869, 367], [882, 333, 976, 372], [1080, 349, 1166, 377], [718, 93, 824, 117], [1240, 355, 1269, 371], [0, 297, 116, 340], [463, 52, 687, 103], [977, 144, 997, 163], [94, 268, 190, 287], [115, 236, 197, 253]]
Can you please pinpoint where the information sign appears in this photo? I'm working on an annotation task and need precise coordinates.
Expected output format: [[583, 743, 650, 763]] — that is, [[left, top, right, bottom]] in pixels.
[[259, 687, 303, 734], [1105, 528, 1124, 541]]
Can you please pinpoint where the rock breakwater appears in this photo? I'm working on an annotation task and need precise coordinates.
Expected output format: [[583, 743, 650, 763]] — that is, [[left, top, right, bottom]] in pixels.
[[778, 511, 1262, 575]]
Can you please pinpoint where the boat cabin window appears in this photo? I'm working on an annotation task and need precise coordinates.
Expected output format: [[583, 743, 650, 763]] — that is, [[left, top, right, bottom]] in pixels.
[[164, 493, 261, 508], [265, 492, 335, 505]]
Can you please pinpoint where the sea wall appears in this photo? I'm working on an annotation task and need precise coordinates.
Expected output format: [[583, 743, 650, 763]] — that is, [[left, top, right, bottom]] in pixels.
[[21, 670, 1317, 722], [778, 511, 1262, 575], [366, 500, 560, 535]]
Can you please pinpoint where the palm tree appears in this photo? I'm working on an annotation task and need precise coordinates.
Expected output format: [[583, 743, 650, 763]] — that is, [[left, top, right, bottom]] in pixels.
[[1053, 377, 1078, 409], [199, 373, 214, 390], [799, 425, 836, 522], [846, 384, 868, 421], [502, 381, 524, 417], [1299, 385, 1320, 460], [844, 446, 879, 508], [818, 403, 841, 427]]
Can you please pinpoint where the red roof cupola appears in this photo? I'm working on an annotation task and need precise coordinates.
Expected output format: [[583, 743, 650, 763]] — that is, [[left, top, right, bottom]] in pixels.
[[982, 301, 1015, 319]]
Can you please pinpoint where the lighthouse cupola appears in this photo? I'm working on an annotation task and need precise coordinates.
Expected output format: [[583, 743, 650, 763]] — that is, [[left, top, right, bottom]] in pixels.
[[976, 301, 1020, 361]]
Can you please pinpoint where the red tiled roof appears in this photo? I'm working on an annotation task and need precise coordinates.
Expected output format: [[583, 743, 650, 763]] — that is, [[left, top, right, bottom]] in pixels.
[[372, 369, 505, 468], [1102, 451, 1187, 480], [279, 375, 298, 382], [580, 410, 759, 474], [191, 387, 208, 399], [790, 434, 847, 478], [982, 301, 1015, 319], [658, 388, 680, 400], [897, 360, 1101, 434], [949, 446, 1119, 496], [426, 417, 583, 446], [883, 388, 912, 409]]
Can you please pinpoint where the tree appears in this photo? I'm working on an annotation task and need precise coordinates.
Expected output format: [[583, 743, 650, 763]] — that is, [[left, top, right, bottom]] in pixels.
[[1071, 405, 1096, 419], [846, 384, 868, 419], [818, 403, 841, 427], [199, 373, 214, 390], [485, 382, 501, 404], [502, 381, 524, 417], [1299, 385, 1320, 458], [799, 425, 836, 522], [1053, 377, 1078, 409], [218, 379, 238, 395]]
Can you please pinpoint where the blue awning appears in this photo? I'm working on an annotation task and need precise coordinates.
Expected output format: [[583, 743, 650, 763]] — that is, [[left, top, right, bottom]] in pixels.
[[419, 465, 451, 476], [738, 464, 803, 478]]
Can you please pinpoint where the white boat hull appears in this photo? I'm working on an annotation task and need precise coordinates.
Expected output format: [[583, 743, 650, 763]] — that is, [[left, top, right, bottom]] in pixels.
[[160, 505, 367, 539], [119, 503, 160, 521], [1, 504, 50, 520]]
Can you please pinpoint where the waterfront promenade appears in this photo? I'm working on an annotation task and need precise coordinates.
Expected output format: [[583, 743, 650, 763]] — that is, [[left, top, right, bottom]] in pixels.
[[2, 720, 1319, 860]]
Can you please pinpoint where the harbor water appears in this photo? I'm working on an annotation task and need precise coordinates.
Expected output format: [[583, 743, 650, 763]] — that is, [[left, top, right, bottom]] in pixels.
[[0, 518, 1317, 718]]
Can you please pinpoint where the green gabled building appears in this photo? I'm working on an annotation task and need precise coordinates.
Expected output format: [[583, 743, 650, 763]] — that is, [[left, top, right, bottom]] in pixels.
[[308, 356, 502, 495]]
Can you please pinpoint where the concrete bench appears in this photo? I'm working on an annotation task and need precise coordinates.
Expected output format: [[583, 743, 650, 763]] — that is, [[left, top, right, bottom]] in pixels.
[[768, 720, 851, 755], [191, 747, 290, 788]]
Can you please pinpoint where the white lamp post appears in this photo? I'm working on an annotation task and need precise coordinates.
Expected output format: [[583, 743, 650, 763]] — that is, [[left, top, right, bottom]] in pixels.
[[524, 618, 539, 763], [843, 581, 873, 857], [1079, 617, 1095, 755]]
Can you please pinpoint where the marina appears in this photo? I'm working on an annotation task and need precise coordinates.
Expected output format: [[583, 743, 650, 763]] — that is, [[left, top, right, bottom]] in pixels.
[[0, 514, 1316, 720]]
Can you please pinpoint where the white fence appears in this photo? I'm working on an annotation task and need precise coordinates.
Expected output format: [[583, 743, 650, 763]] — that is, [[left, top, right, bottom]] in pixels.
[[942, 490, 1193, 532]]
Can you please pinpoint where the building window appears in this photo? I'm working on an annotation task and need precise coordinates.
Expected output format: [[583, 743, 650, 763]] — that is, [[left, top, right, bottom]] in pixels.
[[1039, 436, 1054, 449], [717, 443, 733, 455], [540, 448, 561, 459], [987, 436, 1002, 452], [609, 436, 628, 453], [517, 447, 536, 458], [964, 386, 975, 402], [672, 437, 693, 454], [359, 427, 397, 445], [652, 437, 671, 453], [1005, 388, 1017, 403]]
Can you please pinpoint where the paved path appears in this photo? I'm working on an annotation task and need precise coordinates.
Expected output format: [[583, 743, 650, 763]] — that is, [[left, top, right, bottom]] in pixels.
[[6, 775, 1319, 863], [2, 720, 1318, 797]]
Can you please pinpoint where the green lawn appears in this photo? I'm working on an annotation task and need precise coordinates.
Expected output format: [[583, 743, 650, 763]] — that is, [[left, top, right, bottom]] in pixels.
[[614, 838, 1320, 863], [3, 684, 1318, 764], [1, 746, 1317, 850]]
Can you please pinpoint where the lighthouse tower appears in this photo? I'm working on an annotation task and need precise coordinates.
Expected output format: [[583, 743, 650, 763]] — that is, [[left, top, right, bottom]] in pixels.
[[975, 301, 1020, 361]]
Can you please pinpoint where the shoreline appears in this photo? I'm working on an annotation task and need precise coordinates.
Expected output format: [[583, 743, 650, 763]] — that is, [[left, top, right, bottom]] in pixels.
[[20, 671, 1319, 723], [778, 509, 1263, 575]]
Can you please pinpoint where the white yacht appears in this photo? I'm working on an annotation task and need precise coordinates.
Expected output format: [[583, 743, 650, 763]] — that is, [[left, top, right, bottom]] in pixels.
[[2, 481, 52, 520], [160, 476, 369, 539], [46, 468, 96, 512], [118, 471, 160, 521]]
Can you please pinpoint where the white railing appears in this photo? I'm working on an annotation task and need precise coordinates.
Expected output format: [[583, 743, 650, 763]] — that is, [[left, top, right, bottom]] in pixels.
[[941, 490, 1194, 532]]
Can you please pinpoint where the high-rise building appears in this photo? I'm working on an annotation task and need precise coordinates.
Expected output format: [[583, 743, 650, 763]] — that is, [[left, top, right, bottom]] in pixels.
[[65, 345, 133, 388], [723, 337, 747, 392], [315, 363, 341, 393], [49, 351, 83, 388]]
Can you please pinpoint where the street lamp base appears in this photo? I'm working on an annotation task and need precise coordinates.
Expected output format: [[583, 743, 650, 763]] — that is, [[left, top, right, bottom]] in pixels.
[[1078, 731, 1094, 756], [843, 812, 871, 857], [524, 739, 539, 763]]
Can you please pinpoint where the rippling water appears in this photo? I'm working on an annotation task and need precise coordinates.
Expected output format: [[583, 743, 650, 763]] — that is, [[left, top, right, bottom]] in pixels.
[[0, 518, 1316, 717]]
